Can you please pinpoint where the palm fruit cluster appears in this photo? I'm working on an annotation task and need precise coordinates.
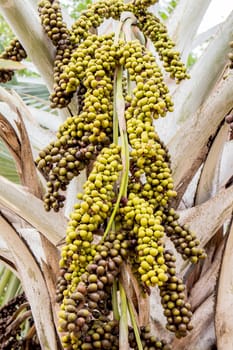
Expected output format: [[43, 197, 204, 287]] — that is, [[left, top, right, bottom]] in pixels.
[[36, 127, 100, 211], [129, 325, 171, 350], [0, 293, 26, 337], [0, 38, 27, 83], [58, 230, 128, 349], [120, 193, 168, 287], [130, 0, 159, 9], [70, 0, 127, 44], [119, 39, 174, 118], [38, 0, 128, 109], [38, 0, 70, 46], [75, 317, 119, 350], [128, 8, 189, 82], [0, 293, 41, 350], [50, 40, 75, 108], [38, 0, 76, 108], [36, 33, 117, 209], [164, 208, 206, 263], [159, 251, 193, 338], [59, 144, 123, 289], [35, 0, 207, 349]]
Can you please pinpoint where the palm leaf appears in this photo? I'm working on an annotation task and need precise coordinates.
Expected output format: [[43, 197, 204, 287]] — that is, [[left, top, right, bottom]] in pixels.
[[0, 141, 19, 183], [1, 78, 53, 113]]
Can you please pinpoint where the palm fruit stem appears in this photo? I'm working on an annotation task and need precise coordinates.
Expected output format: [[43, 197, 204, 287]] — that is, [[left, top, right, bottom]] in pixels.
[[102, 63, 129, 241], [112, 279, 120, 321], [119, 281, 129, 350], [128, 297, 143, 350]]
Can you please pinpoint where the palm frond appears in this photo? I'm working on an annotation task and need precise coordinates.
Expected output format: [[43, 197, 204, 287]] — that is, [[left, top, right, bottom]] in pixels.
[[0, 141, 19, 183], [1, 79, 53, 113]]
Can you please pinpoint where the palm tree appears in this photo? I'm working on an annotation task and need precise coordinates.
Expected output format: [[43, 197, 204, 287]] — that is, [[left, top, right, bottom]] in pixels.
[[0, 1, 233, 349]]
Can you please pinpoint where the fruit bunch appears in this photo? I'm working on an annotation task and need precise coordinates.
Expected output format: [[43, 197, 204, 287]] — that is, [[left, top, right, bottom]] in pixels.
[[129, 325, 171, 350], [159, 251, 193, 338], [38, 0, 70, 46], [0, 38, 27, 83], [36, 0, 207, 349], [70, 0, 127, 44], [38, 0, 76, 108], [59, 144, 123, 286], [58, 230, 128, 348], [129, 8, 189, 82], [0, 293, 41, 350], [164, 208, 204, 263]]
